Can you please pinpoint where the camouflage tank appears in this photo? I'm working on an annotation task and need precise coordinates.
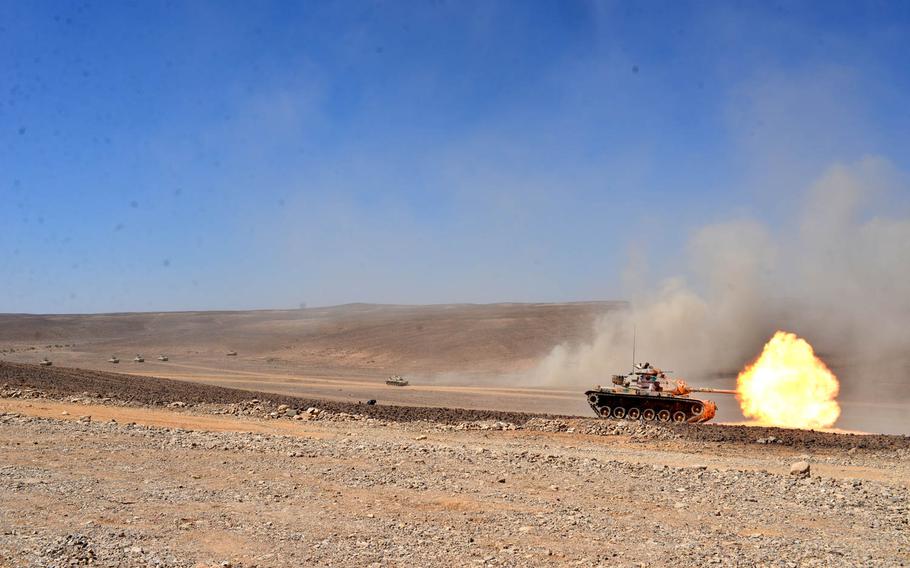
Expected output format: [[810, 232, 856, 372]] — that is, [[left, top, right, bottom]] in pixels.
[[39, 357, 53, 367], [108, 355, 120, 364], [226, 350, 238, 357], [585, 362, 736, 423], [385, 375, 409, 386], [157, 354, 169, 362], [133, 354, 145, 363]]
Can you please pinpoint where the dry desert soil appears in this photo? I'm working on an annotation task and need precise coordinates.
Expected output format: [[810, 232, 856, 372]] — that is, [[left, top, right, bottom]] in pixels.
[[1, 303, 908, 566], [1, 303, 907, 433], [0, 303, 612, 418]]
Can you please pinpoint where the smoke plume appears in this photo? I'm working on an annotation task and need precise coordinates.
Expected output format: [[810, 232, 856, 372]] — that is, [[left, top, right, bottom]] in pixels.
[[535, 157, 910, 401]]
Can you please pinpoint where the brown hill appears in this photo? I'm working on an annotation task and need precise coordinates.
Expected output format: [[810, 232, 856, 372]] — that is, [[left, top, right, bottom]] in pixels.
[[0, 302, 621, 376]]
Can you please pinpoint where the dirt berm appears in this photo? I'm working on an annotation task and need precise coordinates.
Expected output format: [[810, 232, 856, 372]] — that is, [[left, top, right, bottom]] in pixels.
[[0, 361, 551, 425], [2, 361, 907, 450]]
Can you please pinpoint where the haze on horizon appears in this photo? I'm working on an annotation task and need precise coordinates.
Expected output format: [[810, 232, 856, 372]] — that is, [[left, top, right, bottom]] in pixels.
[[2, 2, 909, 315]]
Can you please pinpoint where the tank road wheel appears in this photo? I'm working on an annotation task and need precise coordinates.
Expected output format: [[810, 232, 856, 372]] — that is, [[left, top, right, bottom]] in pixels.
[[612, 407, 626, 420], [690, 404, 703, 417], [642, 409, 656, 421], [672, 411, 687, 423], [598, 406, 612, 418], [656, 409, 671, 422], [627, 408, 641, 420]]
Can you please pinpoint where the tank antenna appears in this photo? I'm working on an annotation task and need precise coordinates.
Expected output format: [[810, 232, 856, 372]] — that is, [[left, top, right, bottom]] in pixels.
[[631, 325, 636, 374]]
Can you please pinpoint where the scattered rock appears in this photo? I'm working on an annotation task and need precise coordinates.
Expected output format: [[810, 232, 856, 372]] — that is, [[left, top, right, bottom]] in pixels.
[[789, 461, 811, 478], [0, 388, 904, 568]]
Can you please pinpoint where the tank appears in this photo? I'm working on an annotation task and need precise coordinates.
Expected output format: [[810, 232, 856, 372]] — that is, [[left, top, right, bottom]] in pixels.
[[585, 362, 736, 423], [157, 354, 169, 361], [226, 350, 238, 357], [39, 357, 53, 367], [133, 354, 145, 363], [385, 375, 409, 386], [108, 355, 120, 364]]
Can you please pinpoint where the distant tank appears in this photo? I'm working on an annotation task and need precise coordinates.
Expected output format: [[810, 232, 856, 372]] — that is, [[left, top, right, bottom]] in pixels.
[[108, 355, 120, 364], [226, 350, 238, 356], [385, 375, 409, 387], [133, 354, 145, 363], [157, 354, 169, 362], [39, 357, 53, 367], [585, 362, 737, 423]]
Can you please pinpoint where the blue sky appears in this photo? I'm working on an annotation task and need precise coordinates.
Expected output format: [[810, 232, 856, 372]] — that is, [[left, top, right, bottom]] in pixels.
[[1, 1, 909, 313]]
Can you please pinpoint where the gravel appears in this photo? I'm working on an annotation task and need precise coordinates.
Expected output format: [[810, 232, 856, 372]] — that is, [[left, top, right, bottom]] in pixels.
[[1, 405, 908, 567]]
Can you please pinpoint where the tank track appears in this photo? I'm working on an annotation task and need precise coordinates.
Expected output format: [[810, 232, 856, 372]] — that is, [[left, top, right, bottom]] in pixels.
[[584, 390, 714, 423]]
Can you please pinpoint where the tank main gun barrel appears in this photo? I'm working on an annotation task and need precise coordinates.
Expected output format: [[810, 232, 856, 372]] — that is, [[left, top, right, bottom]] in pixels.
[[687, 387, 738, 395], [670, 380, 737, 396]]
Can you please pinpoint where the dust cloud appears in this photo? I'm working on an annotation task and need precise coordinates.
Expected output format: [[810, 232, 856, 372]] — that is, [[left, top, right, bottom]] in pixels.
[[534, 157, 910, 400]]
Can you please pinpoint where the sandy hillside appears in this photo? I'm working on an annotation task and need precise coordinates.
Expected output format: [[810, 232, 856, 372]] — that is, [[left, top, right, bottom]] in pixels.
[[0, 302, 618, 376]]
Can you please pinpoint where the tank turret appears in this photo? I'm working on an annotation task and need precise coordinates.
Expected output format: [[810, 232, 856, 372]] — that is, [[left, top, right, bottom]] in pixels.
[[584, 362, 736, 423]]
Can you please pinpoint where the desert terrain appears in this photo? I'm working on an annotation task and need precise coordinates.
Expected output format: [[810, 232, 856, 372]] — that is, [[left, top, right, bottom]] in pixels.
[[0, 303, 906, 433], [1, 362, 908, 567], [0, 303, 616, 419], [1, 304, 909, 567], [0, 303, 616, 377]]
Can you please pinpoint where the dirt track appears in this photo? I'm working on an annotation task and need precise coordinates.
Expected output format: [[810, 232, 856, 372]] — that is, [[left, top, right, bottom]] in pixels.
[[0, 362, 556, 426], [3, 362, 908, 451]]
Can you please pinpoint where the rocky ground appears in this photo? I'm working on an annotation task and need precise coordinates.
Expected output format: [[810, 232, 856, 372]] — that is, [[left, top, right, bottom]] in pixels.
[[0, 402, 910, 567], [1, 376, 908, 567]]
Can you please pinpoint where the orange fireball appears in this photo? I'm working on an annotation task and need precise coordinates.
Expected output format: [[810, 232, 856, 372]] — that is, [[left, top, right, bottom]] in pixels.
[[737, 331, 840, 429]]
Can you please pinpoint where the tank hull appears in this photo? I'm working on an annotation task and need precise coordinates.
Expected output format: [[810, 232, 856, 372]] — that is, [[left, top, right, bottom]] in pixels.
[[585, 389, 716, 423]]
